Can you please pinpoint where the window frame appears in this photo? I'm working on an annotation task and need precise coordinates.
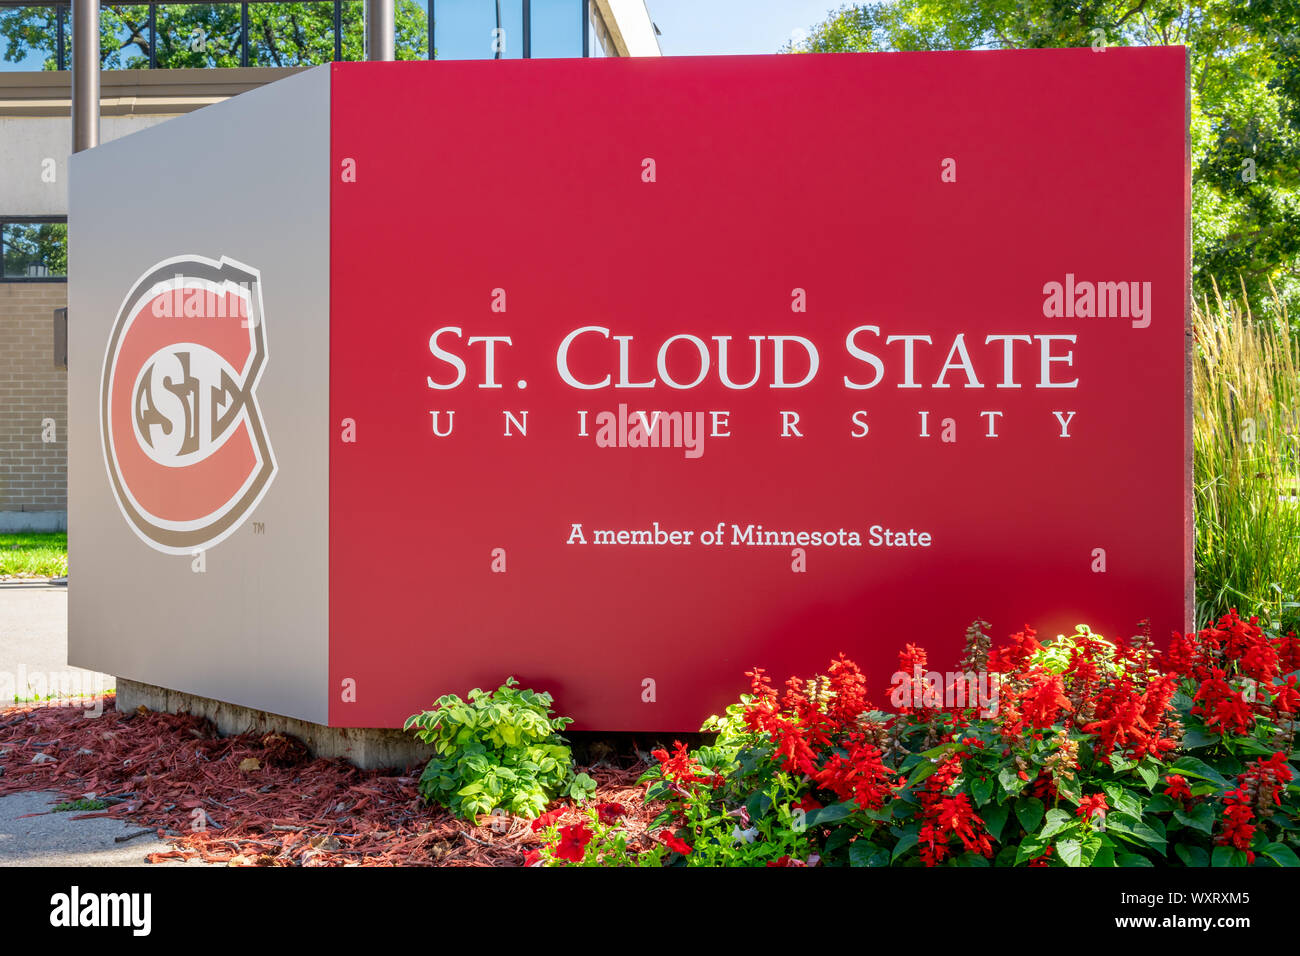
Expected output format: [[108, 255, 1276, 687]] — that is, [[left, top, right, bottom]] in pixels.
[[1, 0, 592, 68], [0, 215, 69, 283], [430, 0, 589, 61]]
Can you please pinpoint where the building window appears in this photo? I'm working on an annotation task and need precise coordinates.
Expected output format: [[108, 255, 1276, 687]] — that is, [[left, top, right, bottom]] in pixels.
[[1, 0, 590, 69], [0, 218, 68, 281], [153, 4, 245, 68], [0, 5, 63, 70], [587, 0, 611, 57], [432, 0, 523, 60], [1, 0, 588, 69], [98, 5, 153, 69], [528, 0, 580, 58]]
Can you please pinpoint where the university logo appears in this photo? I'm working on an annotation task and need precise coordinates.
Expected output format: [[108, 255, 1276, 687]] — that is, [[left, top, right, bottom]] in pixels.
[[100, 255, 277, 554]]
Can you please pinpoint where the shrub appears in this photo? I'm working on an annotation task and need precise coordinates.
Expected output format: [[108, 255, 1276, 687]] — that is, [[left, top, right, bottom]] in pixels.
[[405, 678, 595, 822], [553, 616, 1300, 867]]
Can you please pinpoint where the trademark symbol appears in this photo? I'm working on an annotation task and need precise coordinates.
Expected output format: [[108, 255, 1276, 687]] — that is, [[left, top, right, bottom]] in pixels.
[[252, 521, 265, 535]]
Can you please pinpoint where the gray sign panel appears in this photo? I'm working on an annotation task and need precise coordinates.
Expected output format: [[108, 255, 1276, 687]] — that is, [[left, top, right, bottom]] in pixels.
[[68, 65, 331, 724]]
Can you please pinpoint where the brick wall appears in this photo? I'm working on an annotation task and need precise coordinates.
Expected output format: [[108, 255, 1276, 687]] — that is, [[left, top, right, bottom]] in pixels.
[[0, 281, 67, 512]]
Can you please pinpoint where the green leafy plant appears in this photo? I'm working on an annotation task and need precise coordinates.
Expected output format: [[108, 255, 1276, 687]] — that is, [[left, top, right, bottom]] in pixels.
[[404, 678, 595, 822]]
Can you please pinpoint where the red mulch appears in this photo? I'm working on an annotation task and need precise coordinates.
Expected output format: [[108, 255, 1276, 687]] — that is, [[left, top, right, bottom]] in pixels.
[[0, 696, 658, 866]]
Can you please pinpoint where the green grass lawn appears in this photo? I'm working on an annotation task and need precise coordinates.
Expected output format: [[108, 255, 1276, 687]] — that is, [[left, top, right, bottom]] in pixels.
[[0, 532, 68, 577]]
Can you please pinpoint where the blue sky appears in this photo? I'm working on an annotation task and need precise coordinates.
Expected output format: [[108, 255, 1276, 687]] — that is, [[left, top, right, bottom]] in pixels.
[[646, 0, 846, 56]]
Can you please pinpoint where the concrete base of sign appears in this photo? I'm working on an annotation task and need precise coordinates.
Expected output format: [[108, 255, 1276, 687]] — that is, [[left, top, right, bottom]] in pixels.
[[114, 678, 435, 771], [0, 510, 66, 533]]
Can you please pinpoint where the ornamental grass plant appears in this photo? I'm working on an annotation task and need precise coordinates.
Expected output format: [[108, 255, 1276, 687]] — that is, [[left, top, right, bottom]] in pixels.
[[1194, 288, 1300, 635]]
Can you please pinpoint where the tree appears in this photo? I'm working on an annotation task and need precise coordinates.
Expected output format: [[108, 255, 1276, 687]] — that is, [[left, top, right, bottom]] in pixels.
[[788, 1, 1300, 320]]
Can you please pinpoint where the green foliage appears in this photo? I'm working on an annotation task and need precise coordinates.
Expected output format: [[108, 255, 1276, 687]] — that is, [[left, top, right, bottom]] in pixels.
[[642, 765, 821, 867], [790, 1, 1300, 320], [1193, 294, 1300, 633], [404, 677, 594, 822], [0, 5, 59, 69], [52, 798, 109, 812]]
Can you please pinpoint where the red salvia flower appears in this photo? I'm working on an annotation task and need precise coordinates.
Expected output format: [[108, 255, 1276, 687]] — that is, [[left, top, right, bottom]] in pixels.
[[1269, 675, 1300, 715], [1238, 752, 1294, 809], [935, 793, 992, 857], [988, 627, 1042, 674], [897, 643, 941, 715], [1021, 673, 1072, 729], [655, 740, 715, 787], [1076, 793, 1108, 821], [1192, 669, 1255, 736], [812, 734, 897, 810], [911, 755, 993, 866], [795, 793, 824, 813], [1275, 631, 1300, 674], [1218, 791, 1256, 851], [1027, 771, 1058, 802], [826, 653, 871, 727], [1163, 774, 1193, 803], [1082, 691, 1150, 755]]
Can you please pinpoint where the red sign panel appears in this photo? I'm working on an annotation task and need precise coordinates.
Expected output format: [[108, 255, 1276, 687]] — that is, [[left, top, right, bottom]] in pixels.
[[329, 49, 1190, 730]]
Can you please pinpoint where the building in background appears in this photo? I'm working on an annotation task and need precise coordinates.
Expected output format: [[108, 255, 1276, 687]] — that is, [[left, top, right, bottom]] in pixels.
[[0, 0, 660, 532]]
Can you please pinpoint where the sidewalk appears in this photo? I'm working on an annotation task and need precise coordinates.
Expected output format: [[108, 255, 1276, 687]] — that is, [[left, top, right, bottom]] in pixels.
[[0, 790, 199, 866], [0, 582, 195, 866], [0, 582, 108, 699]]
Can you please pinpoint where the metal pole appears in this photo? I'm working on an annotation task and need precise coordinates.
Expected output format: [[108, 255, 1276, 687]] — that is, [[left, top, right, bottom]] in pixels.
[[365, 0, 395, 61], [72, 0, 100, 152]]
